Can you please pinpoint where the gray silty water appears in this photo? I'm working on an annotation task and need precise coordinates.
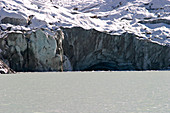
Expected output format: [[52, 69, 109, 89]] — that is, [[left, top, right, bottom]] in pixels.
[[0, 72, 169, 113]]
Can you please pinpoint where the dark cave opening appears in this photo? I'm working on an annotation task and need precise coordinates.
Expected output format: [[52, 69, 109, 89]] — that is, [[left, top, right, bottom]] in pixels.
[[83, 62, 119, 71], [82, 62, 136, 71]]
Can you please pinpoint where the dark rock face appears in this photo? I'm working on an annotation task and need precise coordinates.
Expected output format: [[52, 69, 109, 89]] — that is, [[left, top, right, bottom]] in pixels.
[[138, 19, 170, 25], [62, 27, 170, 71], [0, 29, 72, 72], [1, 17, 27, 26]]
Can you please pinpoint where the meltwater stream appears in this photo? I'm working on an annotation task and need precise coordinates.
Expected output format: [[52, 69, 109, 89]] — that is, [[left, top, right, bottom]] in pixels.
[[0, 71, 169, 113]]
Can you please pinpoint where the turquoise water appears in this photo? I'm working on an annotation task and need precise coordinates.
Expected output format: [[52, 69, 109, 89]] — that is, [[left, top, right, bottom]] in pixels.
[[0, 71, 169, 113]]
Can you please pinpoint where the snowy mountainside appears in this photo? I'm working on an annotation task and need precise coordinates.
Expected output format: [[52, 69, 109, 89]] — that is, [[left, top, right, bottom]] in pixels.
[[0, 0, 170, 45]]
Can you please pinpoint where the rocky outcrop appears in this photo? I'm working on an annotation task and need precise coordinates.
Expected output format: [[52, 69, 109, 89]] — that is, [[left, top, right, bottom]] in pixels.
[[1, 17, 27, 26], [62, 27, 170, 71], [0, 29, 72, 72], [0, 59, 15, 74], [139, 19, 170, 25]]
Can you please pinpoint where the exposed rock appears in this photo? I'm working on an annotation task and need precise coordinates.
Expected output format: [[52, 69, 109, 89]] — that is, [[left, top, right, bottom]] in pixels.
[[62, 27, 170, 71], [139, 19, 170, 25], [1, 17, 27, 26], [26, 15, 34, 27], [0, 29, 72, 72], [0, 59, 15, 74]]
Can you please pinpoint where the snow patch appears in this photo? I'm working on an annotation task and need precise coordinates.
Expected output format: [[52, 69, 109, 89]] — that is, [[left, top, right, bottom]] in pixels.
[[0, 0, 170, 45]]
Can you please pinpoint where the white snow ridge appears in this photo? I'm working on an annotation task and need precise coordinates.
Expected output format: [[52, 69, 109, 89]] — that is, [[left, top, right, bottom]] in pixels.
[[0, 0, 170, 45]]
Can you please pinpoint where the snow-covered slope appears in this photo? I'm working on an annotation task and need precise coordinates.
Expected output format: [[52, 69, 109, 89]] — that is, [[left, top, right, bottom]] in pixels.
[[0, 0, 170, 45]]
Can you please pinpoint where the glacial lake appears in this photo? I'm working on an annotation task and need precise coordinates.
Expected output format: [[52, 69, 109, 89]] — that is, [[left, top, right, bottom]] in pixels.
[[0, 71, 169, 113]]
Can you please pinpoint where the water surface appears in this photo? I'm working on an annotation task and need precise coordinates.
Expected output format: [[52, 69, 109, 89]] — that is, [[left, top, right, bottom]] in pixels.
[[0, 71, 169, 113]]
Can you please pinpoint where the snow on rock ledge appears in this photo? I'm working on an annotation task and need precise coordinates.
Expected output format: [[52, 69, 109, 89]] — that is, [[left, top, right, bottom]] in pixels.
[[0, 0, 169, 45]]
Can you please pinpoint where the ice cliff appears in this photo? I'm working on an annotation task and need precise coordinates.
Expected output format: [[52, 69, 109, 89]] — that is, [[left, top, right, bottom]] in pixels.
[[0, 29, 72, 72], [62, 27, 170, 70], [0, 0, 170, 72]]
